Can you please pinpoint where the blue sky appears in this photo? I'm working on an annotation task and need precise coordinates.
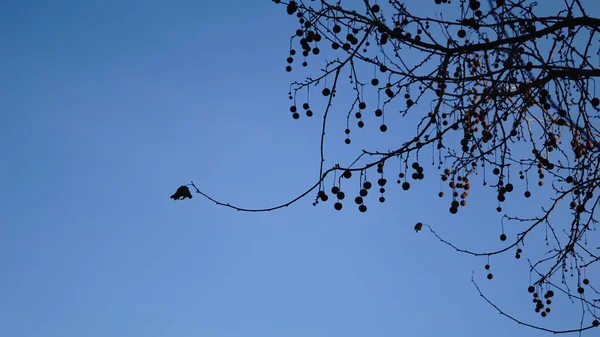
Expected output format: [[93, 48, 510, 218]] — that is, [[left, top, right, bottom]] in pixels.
[[1, 0, 598, 336]]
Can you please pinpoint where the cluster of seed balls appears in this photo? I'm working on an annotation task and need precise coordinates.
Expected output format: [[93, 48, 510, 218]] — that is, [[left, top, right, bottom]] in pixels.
[[314, 160, 425, 212], [287, 86, 336, 120], [282, 1, 374, 73], [526, 278, 598, 324], [347, 101, 388, 137], [528, 286, 554, 317], [440, 169, 471, 214], [280, 0, 322, 73], [484, 263, 494, 280], [289, 103, 313, 119]]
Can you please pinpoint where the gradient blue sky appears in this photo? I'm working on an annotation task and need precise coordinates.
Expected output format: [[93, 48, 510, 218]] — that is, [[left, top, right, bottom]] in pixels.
[[1, 1, 598, 336]]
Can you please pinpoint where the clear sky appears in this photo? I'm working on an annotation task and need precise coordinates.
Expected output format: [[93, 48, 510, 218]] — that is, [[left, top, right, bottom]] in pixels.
[[1, 0, 598, 336]]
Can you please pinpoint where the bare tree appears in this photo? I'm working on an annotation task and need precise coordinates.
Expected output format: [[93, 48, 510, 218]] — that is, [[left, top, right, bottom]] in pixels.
[[174, 0, 600, 333]]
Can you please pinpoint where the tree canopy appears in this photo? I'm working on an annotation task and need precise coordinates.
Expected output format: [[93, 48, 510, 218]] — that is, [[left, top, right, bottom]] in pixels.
[[176, 0, 600, 333]]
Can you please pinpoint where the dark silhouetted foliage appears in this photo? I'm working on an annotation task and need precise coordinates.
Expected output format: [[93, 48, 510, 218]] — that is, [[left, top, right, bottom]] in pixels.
[[177, 0, 600, 333]]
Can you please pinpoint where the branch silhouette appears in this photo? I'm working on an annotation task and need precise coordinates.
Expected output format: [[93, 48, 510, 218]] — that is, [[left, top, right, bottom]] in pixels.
[[176, 0, 600, 332]]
